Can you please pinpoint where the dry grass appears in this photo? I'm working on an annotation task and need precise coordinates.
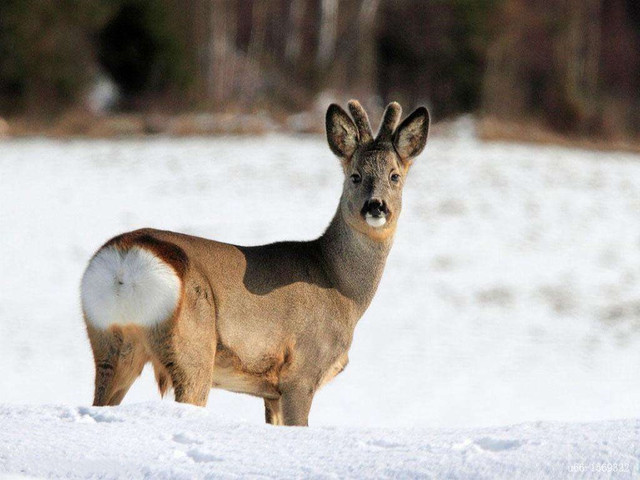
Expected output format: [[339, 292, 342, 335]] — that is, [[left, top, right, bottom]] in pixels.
[[4, 111, 280, 138], [477, 116, 640, 154], [4, 111, 640, 155]]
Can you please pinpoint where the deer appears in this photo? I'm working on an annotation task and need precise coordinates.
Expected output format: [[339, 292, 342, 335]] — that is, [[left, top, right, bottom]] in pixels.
[[80, 100, 429, 426]]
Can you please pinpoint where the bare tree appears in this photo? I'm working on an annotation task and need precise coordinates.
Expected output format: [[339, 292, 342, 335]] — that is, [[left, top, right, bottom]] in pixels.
[[285, 0, 306, 65], [208, 0, 238, 106], [555, 0, 602, 129], [316, 0, 338, 68], [353, 0, 381, 94]]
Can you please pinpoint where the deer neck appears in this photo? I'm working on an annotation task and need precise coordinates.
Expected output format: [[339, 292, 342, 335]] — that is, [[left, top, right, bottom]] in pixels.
[[318, 203, 394, 317]]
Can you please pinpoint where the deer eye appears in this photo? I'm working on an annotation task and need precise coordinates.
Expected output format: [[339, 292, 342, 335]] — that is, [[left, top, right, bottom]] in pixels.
[[350, 173, 362, 184], [390, 173, 400, 183]]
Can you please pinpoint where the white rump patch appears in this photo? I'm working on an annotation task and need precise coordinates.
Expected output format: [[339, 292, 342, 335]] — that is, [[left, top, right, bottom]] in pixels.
[[365, 213, 387, 228], [81, 246, 181, 329]]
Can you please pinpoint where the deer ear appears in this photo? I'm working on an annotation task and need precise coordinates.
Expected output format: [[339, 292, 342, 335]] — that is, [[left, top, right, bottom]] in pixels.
[[326, 104, 358, 159], [393, 107, 430, 161]]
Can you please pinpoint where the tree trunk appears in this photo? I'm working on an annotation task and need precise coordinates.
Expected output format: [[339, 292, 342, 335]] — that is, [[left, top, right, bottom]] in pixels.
[[316, 0, 338, 68]]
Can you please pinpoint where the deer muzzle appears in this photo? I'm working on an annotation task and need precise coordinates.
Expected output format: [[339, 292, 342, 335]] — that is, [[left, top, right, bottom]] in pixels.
[[362, 198, 388, 228]]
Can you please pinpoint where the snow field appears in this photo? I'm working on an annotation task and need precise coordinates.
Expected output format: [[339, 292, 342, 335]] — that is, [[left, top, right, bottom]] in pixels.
[[1, 133, 640, 477]]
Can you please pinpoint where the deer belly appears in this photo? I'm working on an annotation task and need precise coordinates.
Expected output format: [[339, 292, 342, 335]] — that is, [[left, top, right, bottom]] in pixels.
[[212, 346, 281, 399], [317, 354, 349, 390]]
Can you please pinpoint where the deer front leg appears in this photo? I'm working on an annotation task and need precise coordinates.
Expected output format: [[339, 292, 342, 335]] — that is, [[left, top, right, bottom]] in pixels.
[[280, 382, 315, 426]]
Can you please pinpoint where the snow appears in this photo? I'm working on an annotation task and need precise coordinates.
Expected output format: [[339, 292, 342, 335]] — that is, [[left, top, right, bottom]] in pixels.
[[1, 403, 639, 479], [1, 133, 640, 477]]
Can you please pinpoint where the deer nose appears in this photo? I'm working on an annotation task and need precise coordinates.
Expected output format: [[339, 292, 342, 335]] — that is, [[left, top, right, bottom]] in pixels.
[[364, 198, 387, 217]]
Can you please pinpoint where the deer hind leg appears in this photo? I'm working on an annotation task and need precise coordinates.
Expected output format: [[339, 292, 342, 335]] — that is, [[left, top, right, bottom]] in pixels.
[[87, 325, 149, 406], [154, 336, 215, 406], [264, 398, 283, 425], [151, 358, 172, 398], [149, 292, 216, 407]]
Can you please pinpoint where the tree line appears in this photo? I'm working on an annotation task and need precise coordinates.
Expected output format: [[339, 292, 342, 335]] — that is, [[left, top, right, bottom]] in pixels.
[[0, 0, 638, 139]]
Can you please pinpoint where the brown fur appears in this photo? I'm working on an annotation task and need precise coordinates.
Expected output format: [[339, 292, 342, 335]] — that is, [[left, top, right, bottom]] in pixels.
[[102, 230, 190, 277], [376, 102, 402, 141], [348, 100, 374, 143], [87, 323, 150, 406], [83, 100, 429, 425]]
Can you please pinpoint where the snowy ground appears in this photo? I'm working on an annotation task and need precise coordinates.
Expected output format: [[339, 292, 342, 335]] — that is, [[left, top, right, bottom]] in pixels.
[[1, 403, 639, 479], [1, 132, 640, 477]]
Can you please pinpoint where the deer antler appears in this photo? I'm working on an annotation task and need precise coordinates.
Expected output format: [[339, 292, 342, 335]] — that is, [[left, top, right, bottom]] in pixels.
[[375, 102, 402, 142], [348, 100, 374, 144]]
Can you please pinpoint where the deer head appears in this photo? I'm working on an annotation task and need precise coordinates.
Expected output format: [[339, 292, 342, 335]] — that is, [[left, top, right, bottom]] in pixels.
[[326, 100, 430, 239]]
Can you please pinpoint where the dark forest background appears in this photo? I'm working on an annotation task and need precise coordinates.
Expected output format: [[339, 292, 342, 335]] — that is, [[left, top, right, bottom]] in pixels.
[[0, 0, 638, 141]]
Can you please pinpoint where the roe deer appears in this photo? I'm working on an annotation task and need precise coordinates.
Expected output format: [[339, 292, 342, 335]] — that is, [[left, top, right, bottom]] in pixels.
[[80, 100, 429, 426]]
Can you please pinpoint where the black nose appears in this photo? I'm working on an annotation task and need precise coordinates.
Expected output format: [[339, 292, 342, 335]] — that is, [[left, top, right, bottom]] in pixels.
[[364, 198, 387, 217]]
